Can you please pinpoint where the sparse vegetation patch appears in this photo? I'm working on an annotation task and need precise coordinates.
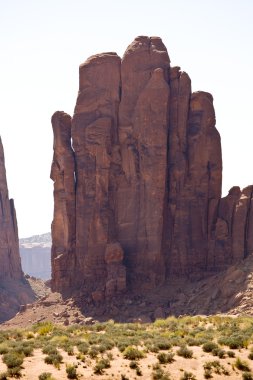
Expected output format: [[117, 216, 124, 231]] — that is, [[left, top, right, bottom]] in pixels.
[[1, 315, 253, 378]]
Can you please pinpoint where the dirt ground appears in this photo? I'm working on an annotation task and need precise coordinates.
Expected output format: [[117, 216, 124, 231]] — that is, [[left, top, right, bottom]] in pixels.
[[0, 345, 252, 379]]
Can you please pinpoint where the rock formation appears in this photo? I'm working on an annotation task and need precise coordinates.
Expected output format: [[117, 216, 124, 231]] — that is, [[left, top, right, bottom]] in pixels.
[[0, 137, 23, 280], [51, 112, 76, 291], [0, 137, 34, 322], [51, 36, 253, 298]]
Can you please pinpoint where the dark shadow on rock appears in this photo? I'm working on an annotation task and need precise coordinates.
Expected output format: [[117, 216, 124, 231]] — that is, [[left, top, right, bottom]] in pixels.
[[0, 277, 36, 323]]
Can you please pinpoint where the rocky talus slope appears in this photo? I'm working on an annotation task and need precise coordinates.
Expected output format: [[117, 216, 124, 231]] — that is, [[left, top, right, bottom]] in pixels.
[[3, 253, 253, 329], [50, 35, 253, 301], [0, 138, 35, 322]]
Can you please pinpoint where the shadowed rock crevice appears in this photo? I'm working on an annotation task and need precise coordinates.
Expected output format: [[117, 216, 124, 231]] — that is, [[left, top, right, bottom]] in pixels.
[[50, 36, 252, 299]]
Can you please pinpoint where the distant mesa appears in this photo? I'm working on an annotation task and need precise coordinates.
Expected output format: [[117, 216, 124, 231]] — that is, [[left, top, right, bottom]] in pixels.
[[50, 36, 253, 299], [19, 232, 51, 280]]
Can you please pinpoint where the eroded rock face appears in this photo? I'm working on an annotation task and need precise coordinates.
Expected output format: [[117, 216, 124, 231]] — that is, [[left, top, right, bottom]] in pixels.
[[105, 242, 126, 297], [118, 37, 170, 289], [0, 138, 35, 322], [0, 138, 22, 280], [208, 186, 253, 269], [50, 112, 76, 292], [167, 91, 222, 275], [51, 36, 251, 297]]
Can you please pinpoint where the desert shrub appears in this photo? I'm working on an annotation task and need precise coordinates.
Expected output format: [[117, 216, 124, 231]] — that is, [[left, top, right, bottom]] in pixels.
[[229, 337, 246, 349], [242, 372, 253, 380], [0, 343, 9, 355], [157, 352, 175, 364], [0, 372, 8, 380], [152, 364, 171, 380], [10, 330, 23, 341], [38, 373, 56, 380], [96, 344, 107, 353], [155, 339, 172, 350], [117, 337, 140, 352], [117, 340, 130, 352], [212, 348, 226, 358], [93, 323, 107, 332], [180, 372, 197, 380], [217, 349, 226, 359], [99, 338, 114, 350], [34, 322, 54, 336], [123, 346, 145, 360], [202, 342, 218, 353], [204, 361, 216, 371], [0, 331, 10, 343], [50, 334, 69, 346], [146, 343, 159, 353], [93, 358, 110, 374], [76, 352, 85, 362], [227, 350, 235, 358], [88, 334, 100, 345], [77, 341, 89, 354], [6, 366, 22, 378], [66, 364, 78, 379], [186, 337, 204, 346], [26, 332, 34, 339], [235, 358, 250, 371], [107, 351, 113, 361], [12, 341, 34, 357], [167, 336, 184, 347], [88, 334, 114, 350], [44, 352, 63, 368], [203, 360, 229, 376], [204, 368, 212, 379], [248, 352, 253, 360], [88, 345, 99, 358], [177, 346, 193, 359], [154, 316, 178, 329], [3, 351, 24, 368], [42, 345, 58, 355], [22, 344, 34, 357], [64, 344, 74, 356], [218, 334, 247, 349]]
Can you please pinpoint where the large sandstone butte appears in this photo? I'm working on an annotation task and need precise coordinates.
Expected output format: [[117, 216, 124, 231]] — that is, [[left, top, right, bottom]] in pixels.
[[51, 36, 253, 298], [0, 137, 34, 322]]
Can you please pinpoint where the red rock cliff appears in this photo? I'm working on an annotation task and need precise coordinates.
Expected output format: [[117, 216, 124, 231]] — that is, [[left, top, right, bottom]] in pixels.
[[0, 137, 34, 322], [0, 137, 23, 280], [51, 36, 250, 297]]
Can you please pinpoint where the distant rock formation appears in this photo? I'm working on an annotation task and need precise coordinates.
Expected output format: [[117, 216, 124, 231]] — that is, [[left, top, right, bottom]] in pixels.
[[50, 36, 252, 298], [0, 137, 35, 322], [19, 233, 51, 280]]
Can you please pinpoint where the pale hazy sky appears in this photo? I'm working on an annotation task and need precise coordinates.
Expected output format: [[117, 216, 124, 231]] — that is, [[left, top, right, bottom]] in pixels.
[[0, 0, 253, 237]]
